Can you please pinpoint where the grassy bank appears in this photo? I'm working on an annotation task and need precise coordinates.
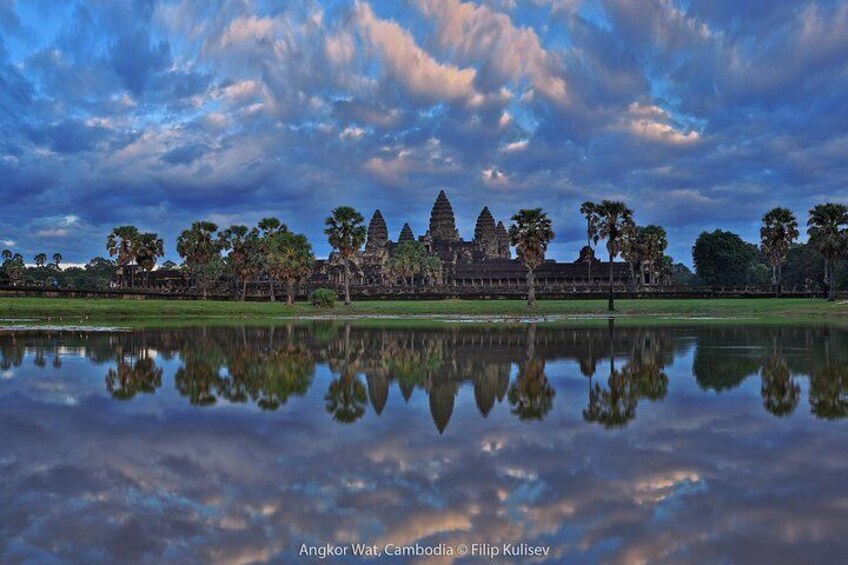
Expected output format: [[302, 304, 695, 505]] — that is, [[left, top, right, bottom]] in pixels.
[[0, 296, 846, 322]]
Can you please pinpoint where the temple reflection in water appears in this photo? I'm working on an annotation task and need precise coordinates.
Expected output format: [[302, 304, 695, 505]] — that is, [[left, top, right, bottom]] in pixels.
[[2, 322, 847, 431]]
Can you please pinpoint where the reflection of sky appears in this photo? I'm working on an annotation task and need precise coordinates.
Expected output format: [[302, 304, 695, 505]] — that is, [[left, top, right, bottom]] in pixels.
[[1, 326, 848, 564]]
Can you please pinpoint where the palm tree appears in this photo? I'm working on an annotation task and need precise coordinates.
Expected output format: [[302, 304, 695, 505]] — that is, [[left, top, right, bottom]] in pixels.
[[807, 203, 848, 301], [176, 221, 224, 299], [760, 207, 799, 296], [106, 225, 140, 288], [135, 232, 165, 287], [258, 217, 288, 301], [1, 249, 11, 262], [52, 253, 62, 270], [325, 206, 366, 305], [508, 208, 555, 307], [266, 230, 315, 305], [421, 255, 443, 286], [580, 201, 600, 285], [220, 225, 263, 300], [33, 253, 47, 268], [388, 240, 426, 286], [594, 200, 635, 311]]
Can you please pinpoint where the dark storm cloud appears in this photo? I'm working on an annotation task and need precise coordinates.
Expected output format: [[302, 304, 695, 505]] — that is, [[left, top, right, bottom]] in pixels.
[[0, 0, 846, 264]]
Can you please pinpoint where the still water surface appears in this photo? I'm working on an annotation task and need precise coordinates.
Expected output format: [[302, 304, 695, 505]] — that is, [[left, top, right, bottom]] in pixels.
[[1, 322, 847, 564]]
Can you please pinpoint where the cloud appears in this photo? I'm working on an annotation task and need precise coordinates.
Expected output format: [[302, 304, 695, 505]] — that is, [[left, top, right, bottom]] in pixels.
[[160, 143, 209, 166], [354, 1, 482, 105], [414, 0, 569, 105]]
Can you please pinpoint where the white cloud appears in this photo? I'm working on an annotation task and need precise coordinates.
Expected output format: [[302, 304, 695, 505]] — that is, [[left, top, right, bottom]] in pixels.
[[354, 1, 481, 105], [339, 126, 366, 141], [500, 139, 529, 152], [415, 0, 569, 105], [620, 103, 700, 144]]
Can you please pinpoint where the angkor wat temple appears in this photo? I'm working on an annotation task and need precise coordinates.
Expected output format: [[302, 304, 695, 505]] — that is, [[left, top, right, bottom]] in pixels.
[[311, 190, 631, 292], [112, 190, 633, 296]]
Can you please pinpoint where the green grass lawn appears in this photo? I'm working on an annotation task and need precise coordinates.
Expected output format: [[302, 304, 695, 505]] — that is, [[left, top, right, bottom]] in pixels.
[[0, 296, 845, 323]]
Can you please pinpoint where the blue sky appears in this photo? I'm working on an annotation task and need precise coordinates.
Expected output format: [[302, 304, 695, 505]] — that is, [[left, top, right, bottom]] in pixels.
[[1, 0, 846, 265]]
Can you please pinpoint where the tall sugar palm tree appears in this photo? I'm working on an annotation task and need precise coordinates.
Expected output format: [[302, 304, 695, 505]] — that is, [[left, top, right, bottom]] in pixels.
[[135, 232, 165, 287], [508, 208, 555, 307], [807, 203, 848, 301], [594, 200, 635, 311], [580, 201, 600, 285], [221, 225, 263, 300], [257, 217, 288, 301], [52, 253, 62, 270], [106, 225, 140, 287], [760, 207, 799, 296], [33, 253, 47, 268], [325, 206, 366, 306], [1, 249, 11, 262]]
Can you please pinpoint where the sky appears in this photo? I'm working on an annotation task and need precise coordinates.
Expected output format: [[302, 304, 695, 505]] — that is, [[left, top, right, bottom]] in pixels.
[[0, 0, 846, 265]]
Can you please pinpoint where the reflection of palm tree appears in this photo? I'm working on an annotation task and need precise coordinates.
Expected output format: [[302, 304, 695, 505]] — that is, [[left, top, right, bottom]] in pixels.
[[760, 353, 800, 417], [255, 345, 314, 410], [809, 363, 848, 420], [175, 359, 222, 406], [225, 342, 314, 410], [508, 324, 555, 421], [626, 361, 669, 402], [583, 367, 639, 428], [325, 371, 368, 423], [583, 319, 638, 428], [0, 338, 23, 370], [508, 359, 555, 420], [325, 324, 367, 423], [106, 356, 163, 400]]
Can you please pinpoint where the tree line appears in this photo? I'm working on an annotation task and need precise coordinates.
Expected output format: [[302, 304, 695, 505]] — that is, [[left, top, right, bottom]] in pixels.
[[1, 202, 846, 305]]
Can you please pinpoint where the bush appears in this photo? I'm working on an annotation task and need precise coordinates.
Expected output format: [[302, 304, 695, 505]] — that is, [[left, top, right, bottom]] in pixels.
[[310, 288, 337, 308]]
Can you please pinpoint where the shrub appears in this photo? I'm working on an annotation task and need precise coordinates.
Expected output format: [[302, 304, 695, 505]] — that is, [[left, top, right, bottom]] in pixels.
[[310, 288, 337, 308]]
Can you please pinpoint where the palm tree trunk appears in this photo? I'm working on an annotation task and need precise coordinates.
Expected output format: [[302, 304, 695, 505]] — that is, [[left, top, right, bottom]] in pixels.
[[777, 262, 782, 297], [241, 279, 248, 301], [824, 259, 831, 300], [826, 258, 836, 301], [286, 281, 294, 305], [526, 268, 536, 307], [608, 249, 615, 311], [343, 257, 351, 305], [269, 279, 276, 302]]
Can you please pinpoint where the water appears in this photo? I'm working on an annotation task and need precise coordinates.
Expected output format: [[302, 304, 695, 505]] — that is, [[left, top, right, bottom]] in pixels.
[[1, 322, 847, 564]]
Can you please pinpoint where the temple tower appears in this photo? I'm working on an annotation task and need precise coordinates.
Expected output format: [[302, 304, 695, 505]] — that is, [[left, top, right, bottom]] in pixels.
[[398, 223, 415, 244], [474, 206, 499, 259], [428, 190, 459, 243], [365, 210, 388, 254], [496, 221, 511, 259]]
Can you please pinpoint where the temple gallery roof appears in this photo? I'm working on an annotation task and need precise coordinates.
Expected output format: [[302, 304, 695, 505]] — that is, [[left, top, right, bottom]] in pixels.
[[453, 259, 630, 277]]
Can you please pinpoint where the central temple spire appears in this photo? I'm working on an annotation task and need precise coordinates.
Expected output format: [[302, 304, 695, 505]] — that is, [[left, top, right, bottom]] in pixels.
[[365, 210, 388, 253], [429, 190, 459, 243]]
